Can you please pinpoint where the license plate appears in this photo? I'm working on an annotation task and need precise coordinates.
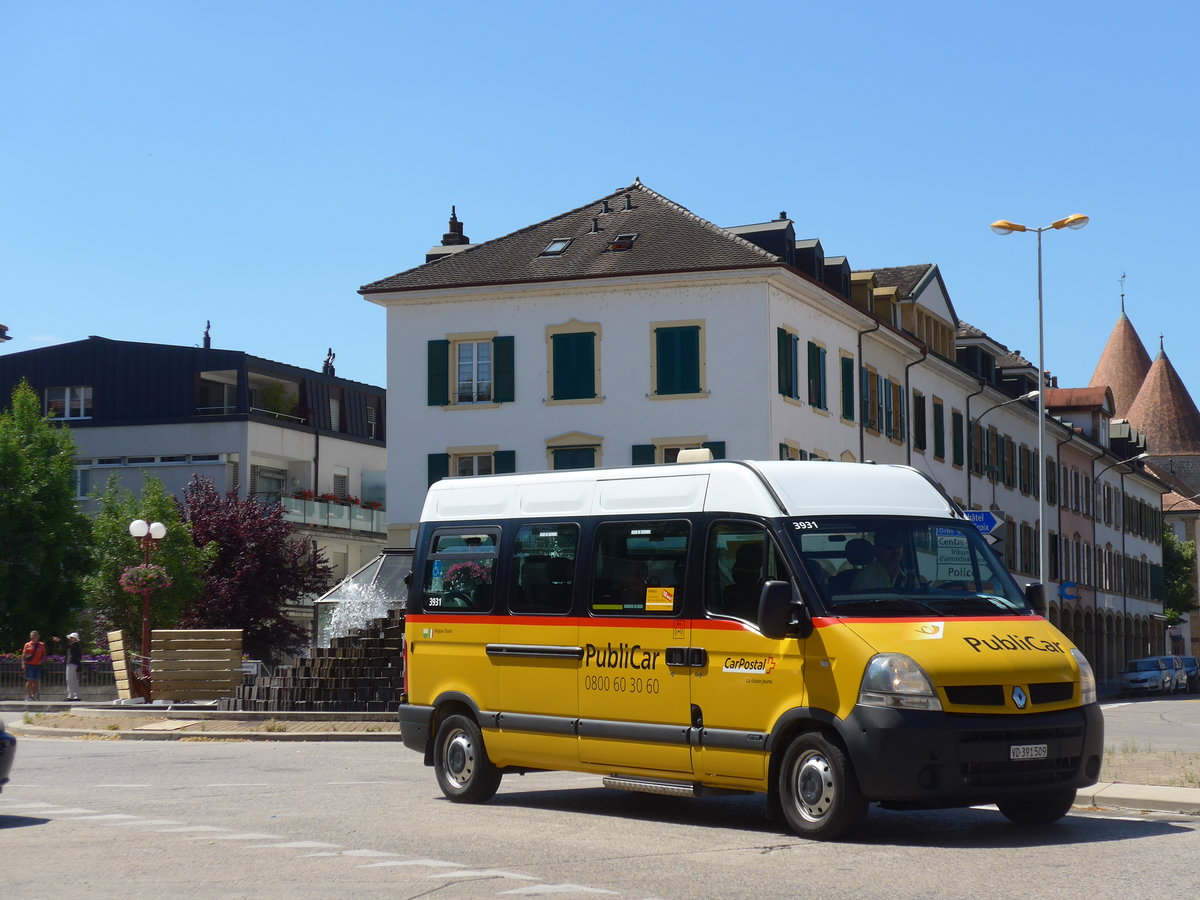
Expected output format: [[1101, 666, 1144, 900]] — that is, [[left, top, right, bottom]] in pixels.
[[1010, 743, 1048, 761]]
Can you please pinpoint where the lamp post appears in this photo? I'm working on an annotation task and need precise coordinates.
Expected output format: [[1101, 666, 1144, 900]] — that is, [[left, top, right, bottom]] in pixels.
[[128, 518, 167, 683], [966, 389, 1040, 510], [991, 214, 1089, 592]]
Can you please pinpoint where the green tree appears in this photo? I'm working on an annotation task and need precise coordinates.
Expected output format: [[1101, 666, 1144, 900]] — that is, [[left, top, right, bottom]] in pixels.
[[1163, 528, 1198, 626], [0, 379, 92, 649], [81, 474, 217, 653]]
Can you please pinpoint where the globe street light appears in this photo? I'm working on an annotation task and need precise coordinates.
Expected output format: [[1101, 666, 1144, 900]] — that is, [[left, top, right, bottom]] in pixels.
[[991, 214, 1089, 594], [129, 518, 167, 688]]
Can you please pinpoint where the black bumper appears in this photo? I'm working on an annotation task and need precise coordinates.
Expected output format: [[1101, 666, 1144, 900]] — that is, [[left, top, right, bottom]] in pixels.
[[840, 702, 1104, 803], [398, 704, 434, 755]]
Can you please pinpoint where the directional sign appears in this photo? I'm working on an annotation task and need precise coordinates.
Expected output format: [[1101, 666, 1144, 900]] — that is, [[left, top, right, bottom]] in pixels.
[[1059, 581, 1079, 601], [964, 510, 1003, 536]]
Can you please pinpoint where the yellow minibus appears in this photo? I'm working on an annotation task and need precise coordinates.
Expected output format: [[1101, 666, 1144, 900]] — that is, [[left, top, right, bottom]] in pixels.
[[399, 457, 1102, 840]]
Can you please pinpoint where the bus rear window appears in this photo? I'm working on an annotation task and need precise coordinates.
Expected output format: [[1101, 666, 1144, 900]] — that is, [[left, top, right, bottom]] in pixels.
[[421, 528, 499, 613]]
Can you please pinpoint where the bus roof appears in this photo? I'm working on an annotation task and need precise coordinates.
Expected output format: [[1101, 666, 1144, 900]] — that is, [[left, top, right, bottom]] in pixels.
[[419, 460, 961, 523]]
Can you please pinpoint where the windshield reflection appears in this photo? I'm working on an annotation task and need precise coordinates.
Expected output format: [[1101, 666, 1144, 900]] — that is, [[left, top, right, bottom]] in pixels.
[[790, 518, 1030, 617]]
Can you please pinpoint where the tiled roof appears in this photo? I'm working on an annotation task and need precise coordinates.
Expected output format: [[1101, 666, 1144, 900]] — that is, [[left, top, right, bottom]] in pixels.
[[861, 264, 934, 298], [359, 182, 784, 294], [1045, 386, 1114, 412], [1126, 348, 1200, 455], [1089, 312, 1151, 417], [957, 320, 986, 339]]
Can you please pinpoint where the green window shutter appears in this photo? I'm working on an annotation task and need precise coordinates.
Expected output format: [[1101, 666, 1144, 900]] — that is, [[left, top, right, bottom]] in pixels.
[[807, 342, 819, 406], [884, 380, 894, 438], [859, 368, 870, 425], [702, 440, 725, 459], [553, 447, 595, 470], [818, 347, 827, 409], [427, 340, 450, 406], [952, 411, 964, 465], [776, 328, 790, 396], [779, 443, 790, 460], [493, 450, 515, 474], [632, 444, 656, 466], [656, 326, 700, 395], [841, 357, 854, 421], [427, 453, 449, 486], [933, 402, 945, 458], [876, 374, 885, 433], [492, 336, 514, 403], [552, 332, 595, 400]]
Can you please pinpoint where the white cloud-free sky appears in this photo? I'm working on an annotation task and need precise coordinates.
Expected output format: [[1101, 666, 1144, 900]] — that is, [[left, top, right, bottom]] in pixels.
[[4, 1, 1195, 395]]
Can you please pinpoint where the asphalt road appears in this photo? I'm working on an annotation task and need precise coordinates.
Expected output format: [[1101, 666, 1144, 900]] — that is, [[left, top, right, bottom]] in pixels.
[[5, 719, 1200, 900]]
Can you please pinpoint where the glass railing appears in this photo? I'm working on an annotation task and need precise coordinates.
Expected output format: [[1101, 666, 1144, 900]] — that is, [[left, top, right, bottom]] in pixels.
[[279, 496, 386, 533]]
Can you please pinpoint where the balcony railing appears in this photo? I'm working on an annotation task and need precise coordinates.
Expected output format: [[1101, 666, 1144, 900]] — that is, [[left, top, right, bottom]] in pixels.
[[280, 496, 386, 534]]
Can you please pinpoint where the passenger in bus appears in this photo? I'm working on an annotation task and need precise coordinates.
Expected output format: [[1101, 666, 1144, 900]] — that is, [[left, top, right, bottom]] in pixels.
[[608, 558, 649, 609]]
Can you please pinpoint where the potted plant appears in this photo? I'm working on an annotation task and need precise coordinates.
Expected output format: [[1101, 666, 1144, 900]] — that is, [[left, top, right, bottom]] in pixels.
[[361, 499, 383, 510], [318, 492, 340, 503], [294, 489, 316, 501]]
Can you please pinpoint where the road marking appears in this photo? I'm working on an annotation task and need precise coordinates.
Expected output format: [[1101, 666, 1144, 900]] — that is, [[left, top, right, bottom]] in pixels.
[[341, 849, 401, 857], [427, 869, 539, 882], [206, 783, 269, 787], [193, 832, 282, 841], [94, 783, 152, 788], [359, 858, 464, 869], [248, 840, 341, 849], [100, 819, 183, 827], [328, 781, 392, 785], [500, 885, 619, 896], [156, 825, 229, 833], [61, 813, 141, 821]]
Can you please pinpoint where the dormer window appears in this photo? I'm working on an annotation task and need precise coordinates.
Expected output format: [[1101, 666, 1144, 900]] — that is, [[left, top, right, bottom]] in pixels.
[[607, 233, 638, 252], [541, 238, 573, 257]]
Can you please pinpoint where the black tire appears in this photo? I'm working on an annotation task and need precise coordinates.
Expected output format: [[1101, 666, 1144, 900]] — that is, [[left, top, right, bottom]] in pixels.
[[776, 732, 868, 841], [996, 789, 1076, 825], [433, 713, 502, 803]]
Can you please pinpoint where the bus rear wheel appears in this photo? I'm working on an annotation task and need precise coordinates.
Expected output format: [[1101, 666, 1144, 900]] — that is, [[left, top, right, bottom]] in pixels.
[[433, 713, 502, 803], [776, 732, 867, 841]]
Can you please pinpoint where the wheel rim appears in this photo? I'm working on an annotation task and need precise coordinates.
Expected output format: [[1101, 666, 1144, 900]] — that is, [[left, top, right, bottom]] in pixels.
[[792, 750, 836, 823], [443, 728, 476, 789]]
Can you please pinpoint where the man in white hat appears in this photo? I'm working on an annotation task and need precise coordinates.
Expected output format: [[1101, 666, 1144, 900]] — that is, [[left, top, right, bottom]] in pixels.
[[64, 632, 82, 702]]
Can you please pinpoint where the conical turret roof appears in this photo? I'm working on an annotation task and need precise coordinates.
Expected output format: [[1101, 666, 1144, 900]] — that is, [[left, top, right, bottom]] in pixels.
[[1089, 311, 1151, 417], [1126, 343, 1200, 455]]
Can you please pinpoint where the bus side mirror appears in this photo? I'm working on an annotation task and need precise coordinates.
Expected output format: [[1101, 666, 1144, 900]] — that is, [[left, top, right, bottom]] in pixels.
[[759, 580, 811, 640], [1025, 582, 1046, 615]]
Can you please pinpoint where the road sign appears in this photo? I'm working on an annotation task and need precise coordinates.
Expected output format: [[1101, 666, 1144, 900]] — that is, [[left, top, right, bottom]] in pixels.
[[964, 510, 1003, 535], [1059, 581, 1079, 601]]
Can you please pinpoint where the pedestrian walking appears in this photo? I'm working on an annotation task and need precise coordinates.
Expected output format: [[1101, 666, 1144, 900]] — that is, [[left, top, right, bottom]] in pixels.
[[64, 632, 83, 702], [22, 630, 46, 701]]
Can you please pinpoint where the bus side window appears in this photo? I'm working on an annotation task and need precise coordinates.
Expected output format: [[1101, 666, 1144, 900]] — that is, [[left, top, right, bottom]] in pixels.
[[590, 521, 689, 616], [421, 529, 500, 613], [706, 522, 790, 627], [509, 524, 578, 615]]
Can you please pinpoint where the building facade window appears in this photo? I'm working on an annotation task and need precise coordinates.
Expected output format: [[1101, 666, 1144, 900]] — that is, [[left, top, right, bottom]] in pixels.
[[807, 341, 827, 410], [951, 409, 964, 466], [840, 354, 855, 421], [912, 391, 927, 452], [427, 335, 515, 407], [933, 399, 945, 460], [548, 321, 600, 402], [777, 328, 800, 401], [46, 385, 92, 419], [652, 322, 704, 396]]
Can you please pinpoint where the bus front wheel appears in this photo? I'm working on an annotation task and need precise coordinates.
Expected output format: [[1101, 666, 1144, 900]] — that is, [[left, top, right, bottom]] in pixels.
[[433, 713, 502, 803], [776, 732, 868, 841]]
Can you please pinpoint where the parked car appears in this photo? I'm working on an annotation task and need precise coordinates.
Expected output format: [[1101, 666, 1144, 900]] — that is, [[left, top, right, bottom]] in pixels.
[[1159, 655, 1190, 693], [1180, 656, 1200, 693], [0, 718, 14, 793], [1120, 657, 1171, 694]]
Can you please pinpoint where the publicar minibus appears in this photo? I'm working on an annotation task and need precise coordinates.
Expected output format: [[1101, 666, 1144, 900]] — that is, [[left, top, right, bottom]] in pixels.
[[398, 457, 1102, 840]]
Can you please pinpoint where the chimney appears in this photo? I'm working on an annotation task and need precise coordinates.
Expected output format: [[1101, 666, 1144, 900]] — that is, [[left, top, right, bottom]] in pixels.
[[441, 206, 470, 246], [202, 320, 211, 349], [323, 348, 336, 377]]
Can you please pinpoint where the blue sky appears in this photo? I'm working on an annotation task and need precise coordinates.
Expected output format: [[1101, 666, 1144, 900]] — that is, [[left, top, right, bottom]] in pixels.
[[4, 1, 1196, 398]]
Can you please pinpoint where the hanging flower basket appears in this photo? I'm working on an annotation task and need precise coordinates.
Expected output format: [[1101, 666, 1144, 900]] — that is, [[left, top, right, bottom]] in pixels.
[[120, 563, 173, 595]]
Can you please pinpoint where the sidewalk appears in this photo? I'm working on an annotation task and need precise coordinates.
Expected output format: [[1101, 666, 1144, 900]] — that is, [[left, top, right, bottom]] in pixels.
[[5, 700, 1200, 818]]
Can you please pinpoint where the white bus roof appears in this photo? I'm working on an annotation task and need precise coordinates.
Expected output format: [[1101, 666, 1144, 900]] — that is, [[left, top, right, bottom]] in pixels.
[[419, 460, 961, 523]]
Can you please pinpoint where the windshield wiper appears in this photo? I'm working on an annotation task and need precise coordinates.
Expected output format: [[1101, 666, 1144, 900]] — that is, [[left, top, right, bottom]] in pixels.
[[926, 595, 1026, 615], [830, 595, 945, 617]]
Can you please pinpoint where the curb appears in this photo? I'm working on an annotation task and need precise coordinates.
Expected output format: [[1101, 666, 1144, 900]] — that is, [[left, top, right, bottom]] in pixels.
[[7, 724, 402, 742], [1080, 781, 1200, 816]]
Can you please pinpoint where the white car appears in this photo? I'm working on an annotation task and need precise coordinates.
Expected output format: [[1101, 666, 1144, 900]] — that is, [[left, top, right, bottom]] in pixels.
[[1120, 657, 1171, 694], [1158, 656, 1190, 694]]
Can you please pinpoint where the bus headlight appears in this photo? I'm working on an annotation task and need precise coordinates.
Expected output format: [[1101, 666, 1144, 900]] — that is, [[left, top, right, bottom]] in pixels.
[[858, 653, 942, 711], [1071, 648, 1097, 705]]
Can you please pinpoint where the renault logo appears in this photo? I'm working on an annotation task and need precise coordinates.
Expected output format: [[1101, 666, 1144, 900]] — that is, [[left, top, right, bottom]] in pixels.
[[1012, 686, 1028, 709]]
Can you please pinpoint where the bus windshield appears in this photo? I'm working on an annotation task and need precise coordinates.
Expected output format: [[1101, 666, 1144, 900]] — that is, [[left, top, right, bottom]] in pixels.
[[789, 517, 1031, 617]]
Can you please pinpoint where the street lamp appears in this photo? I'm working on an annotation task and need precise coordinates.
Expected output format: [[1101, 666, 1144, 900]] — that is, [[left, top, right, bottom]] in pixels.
[[991, 214, 1089, 592], [966, 390, 1040, 510], [129, 518, 167, 686]]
